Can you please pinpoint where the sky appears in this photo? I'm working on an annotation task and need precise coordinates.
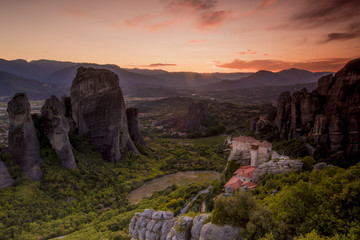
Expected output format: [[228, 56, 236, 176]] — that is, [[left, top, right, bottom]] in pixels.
[[0, 0, 359, 73]]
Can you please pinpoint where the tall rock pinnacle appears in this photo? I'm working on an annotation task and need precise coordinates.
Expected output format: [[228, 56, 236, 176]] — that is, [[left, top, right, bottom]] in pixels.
[[70, 67, 138, 163], [7, 93, 42, 180]]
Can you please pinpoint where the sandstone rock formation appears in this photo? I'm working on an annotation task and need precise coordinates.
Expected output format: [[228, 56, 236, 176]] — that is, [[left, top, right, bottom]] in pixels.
[[70, 67, 138, 163], [191, 214, 211, 240], [126, 107, 148, 148], [199, 223, 242, 240], [275, 58, 360, 158], [7, 93, 42, 180], [129, 209, 175, 240], [253, 159, 303, 182], [167, 216, 193, 240], [41, 96, 77, 169], [184, 102, 207, 132], [0, 157, 13, 189], [130, 210, 241, 240]]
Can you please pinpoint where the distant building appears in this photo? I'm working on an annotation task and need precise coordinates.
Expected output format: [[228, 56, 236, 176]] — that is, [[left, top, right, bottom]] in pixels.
[[224, 136, 272, 191], [229, 136, 272, 167]]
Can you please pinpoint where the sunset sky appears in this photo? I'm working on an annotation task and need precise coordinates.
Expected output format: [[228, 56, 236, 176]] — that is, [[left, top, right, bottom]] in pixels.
[[1, 0, 359, 72]]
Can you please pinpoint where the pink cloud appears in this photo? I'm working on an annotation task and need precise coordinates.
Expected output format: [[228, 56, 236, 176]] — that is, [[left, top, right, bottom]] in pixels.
[[216, 58, 349, 72], [150, 19, 179, 32], [238, 49, 257, 55]]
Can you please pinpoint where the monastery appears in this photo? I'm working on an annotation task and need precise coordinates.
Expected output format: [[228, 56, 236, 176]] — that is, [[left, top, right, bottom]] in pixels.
[[224, 136, 272, 191]]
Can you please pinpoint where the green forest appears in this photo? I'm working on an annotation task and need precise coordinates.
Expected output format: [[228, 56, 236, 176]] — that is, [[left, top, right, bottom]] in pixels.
[[0, 99, 359, 240]]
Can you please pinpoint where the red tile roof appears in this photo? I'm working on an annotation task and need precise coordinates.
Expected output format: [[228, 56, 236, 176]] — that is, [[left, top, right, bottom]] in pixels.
[[224, 165, 258, 191], [234, 165, 257, 178]]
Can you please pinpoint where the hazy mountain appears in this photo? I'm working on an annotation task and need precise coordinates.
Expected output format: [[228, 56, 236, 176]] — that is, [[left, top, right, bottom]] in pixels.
[[126, 68, 252, 87], [0, 69, 67, 100], [205, 69, 332, 90]]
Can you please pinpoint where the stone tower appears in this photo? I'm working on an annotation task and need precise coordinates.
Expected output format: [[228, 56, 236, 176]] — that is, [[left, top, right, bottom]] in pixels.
[[250, 144, 259, 167]]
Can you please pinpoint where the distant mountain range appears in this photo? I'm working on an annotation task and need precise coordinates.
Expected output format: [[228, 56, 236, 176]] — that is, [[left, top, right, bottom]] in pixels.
[[204, 69, 332, 90], [0, 58, 333, 100]]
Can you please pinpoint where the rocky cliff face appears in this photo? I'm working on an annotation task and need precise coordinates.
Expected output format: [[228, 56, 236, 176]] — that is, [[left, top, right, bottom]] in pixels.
[[0, 157, 13, 189], [275, 58, 360, 158], [126, 107, 148, 148], [7, 93, 42, 180], [41, 95, 77, 169], [253, 159, 303, 182], [70, 67, 138, 163], [129, 209, 241, 240], [184, 102, 208, 132]]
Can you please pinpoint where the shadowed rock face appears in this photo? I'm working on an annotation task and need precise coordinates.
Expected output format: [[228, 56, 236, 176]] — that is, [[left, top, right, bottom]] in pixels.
[[41, 96, 77, 169], [0, 158, 13, 189], [184, 102, 208, 132], [126, 107, 148, 148], [7, 93, 42, 180], [275, 58, 360, 157], [70, 67, 138, 163]]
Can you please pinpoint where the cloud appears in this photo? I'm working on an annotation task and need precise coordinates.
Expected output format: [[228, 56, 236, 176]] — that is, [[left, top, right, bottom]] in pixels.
[[127, 63, 177, 68], [238, 49, 257, 55], [161, 0, 233, 30], [150, 19, 179, 32], [216, 58, 350, 72], [322, 22, 360, 42], [188, 40, 207, 43], [292, 0, 360, 27], [239, 0, 277, 18], [197, 10, 233, 30]]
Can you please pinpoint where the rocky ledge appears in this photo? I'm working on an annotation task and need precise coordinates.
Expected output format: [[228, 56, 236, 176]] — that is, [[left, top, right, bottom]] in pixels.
[[129, 209, 242, 240]]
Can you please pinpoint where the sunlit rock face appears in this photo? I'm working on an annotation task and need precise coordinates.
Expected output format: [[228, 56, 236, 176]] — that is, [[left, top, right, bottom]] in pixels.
[[41, 95, 77, 169], [275, 58, 360, 158], [7, 93, 42, 180], [70, 67, 138, 163]]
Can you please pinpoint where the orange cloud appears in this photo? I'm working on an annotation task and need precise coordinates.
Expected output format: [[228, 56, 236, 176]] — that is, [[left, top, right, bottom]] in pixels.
[[216, 58, 350, 72], [238, 49, 257, 55]]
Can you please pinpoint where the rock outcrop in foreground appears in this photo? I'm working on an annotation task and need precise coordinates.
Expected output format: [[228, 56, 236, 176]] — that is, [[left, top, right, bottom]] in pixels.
[[70, 67, 138, 163], [41, 95, 77, 169], [275, 58, 360, 158], [0, 157, 13, 189], [129, 209, 241, 240], [7, 93, 42, 180]]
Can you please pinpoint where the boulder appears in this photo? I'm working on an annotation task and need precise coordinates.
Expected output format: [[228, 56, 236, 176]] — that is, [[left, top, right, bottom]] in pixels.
[[41, 96, 77, 169], [167, 216, 193, 240], [129, 209, 175, 240], [0, 158, 13, 188], [253, 160, 303, 182], [7, 93, 42, 180], [313, 162, 330, 170], [126, 107, 148, 148], [70, 67, 138, 163], [191, 214, 210, 240], [199, 223, 242, 240]]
